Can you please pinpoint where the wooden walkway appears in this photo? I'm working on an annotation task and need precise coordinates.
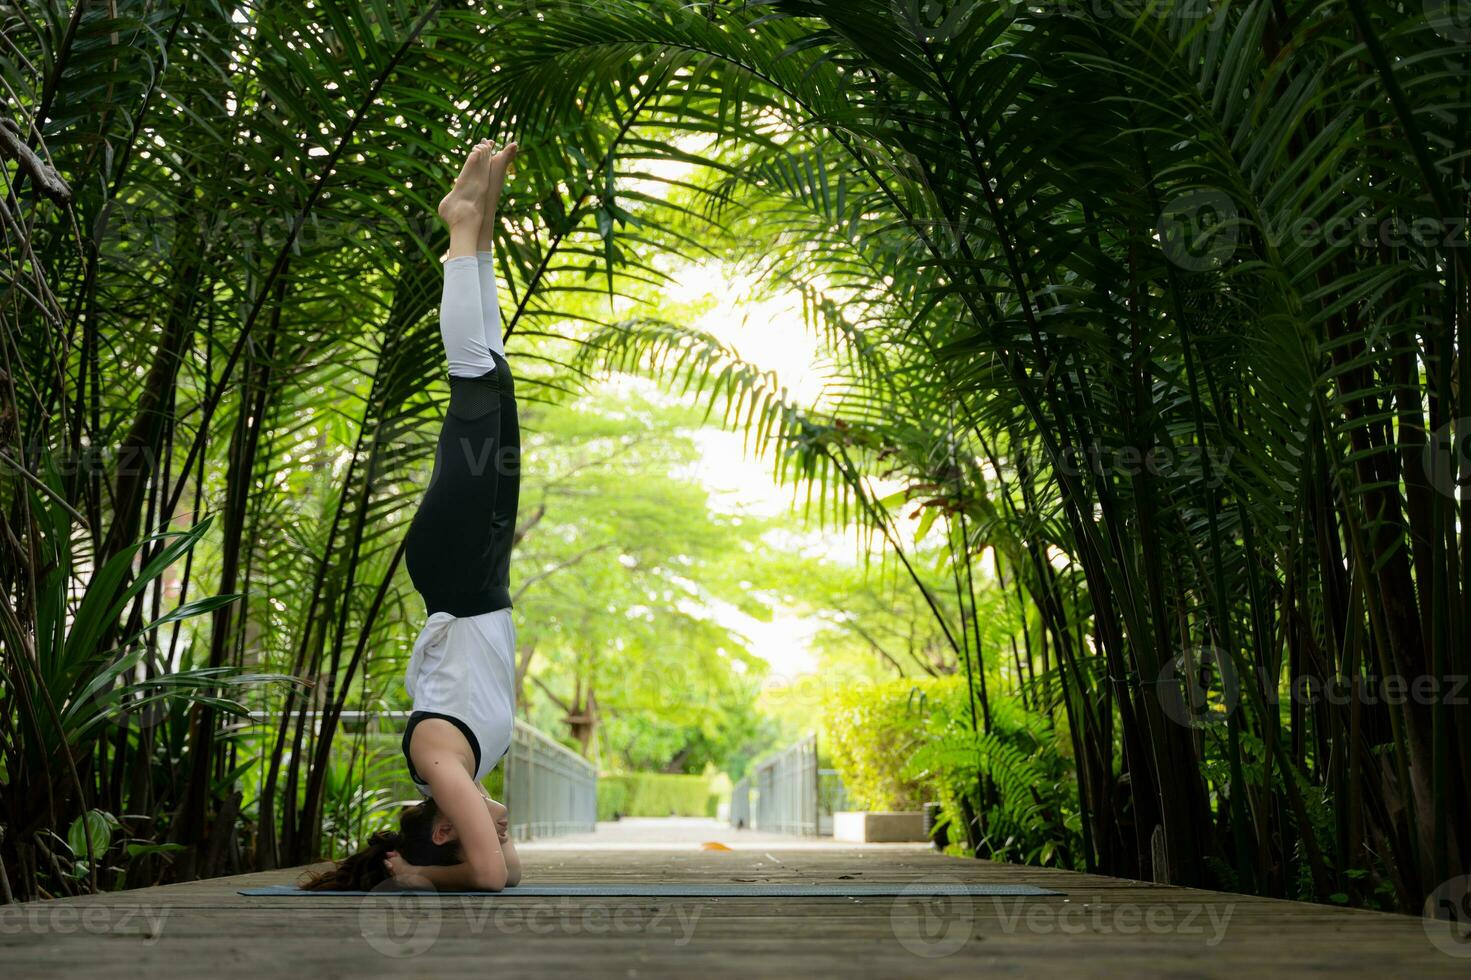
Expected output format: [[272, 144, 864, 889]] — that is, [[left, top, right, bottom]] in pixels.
[[3, 818, 1462, 977]]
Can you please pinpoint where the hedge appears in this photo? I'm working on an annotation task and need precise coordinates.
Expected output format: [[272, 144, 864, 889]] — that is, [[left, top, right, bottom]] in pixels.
[[822, 677, 943, 811], [823, 675, 1081, 868], [597, 773, 716, 820]]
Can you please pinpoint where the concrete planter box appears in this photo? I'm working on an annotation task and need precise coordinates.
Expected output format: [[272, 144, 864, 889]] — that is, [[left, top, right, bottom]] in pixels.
[[832, 810, 927, 843]]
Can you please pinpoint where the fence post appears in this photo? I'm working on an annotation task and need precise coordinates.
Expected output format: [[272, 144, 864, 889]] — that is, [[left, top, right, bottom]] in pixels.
[[748, 733, 820, 836], [729, 777, 751, 829]]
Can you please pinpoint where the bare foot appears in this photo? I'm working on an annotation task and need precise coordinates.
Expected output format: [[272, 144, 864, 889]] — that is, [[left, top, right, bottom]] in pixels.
[[487, 141, 518, 211], [438, 143, 492, 229], [477, 140, 519, 249]]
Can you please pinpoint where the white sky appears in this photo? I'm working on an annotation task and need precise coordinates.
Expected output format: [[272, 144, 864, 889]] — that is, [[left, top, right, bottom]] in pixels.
[[665, 263, 836, 407]]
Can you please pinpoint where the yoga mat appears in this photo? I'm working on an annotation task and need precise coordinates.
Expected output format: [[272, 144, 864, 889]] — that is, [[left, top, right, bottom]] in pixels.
[[241, 882, 1063, 898]]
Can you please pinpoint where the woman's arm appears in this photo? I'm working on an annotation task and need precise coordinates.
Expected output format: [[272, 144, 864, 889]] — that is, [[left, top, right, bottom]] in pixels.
[[384, 796, 521, 891], [484, 797, 522, 886], [395, 733, 509, 891], [386, 853, 504, 892]]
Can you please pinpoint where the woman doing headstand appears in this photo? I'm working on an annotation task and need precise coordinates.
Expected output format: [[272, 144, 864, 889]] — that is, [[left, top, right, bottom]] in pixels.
[[305, 139, 523, 892]]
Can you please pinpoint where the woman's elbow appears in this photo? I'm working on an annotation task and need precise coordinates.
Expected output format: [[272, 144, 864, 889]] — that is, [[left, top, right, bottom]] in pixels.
[[471, 867, 508, 892]]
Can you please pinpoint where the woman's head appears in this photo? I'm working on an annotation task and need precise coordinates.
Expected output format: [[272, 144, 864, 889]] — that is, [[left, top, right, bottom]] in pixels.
[[302, 799, 460, 891]]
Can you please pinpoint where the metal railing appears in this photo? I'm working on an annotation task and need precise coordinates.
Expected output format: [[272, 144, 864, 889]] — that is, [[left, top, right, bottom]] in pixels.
[[246, 710, 595, 841], [752, 734, 819, 836], [502, 720, 597, 841], [729, 777, 752, 829], [731, 739, 851, 837]]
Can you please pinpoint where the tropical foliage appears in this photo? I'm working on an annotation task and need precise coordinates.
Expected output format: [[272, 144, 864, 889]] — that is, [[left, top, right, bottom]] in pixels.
[[4, 0, 1468, 918], [482, 0, 1470, 912], [826, 676, 1079, 869]]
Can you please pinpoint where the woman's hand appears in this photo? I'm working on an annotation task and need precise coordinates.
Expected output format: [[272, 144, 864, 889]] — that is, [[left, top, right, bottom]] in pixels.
[[485, 798, 509, 843], [383, 850, 420, 883]]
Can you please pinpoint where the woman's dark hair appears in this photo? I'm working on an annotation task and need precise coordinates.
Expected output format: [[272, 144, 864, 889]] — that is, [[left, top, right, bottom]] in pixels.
[[301, 799, 460, 891]]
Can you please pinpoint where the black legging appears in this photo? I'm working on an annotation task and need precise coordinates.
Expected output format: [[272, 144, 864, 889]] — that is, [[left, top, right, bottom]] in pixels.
[[404, 350, 520, 617]]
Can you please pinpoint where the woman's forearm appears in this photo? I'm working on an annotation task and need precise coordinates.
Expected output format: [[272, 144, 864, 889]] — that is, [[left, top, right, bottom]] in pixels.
[[408, 853, 507, 892]]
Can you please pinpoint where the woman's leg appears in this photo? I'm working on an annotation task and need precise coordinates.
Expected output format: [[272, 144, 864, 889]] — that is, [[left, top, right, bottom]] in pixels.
[[441, 256, 497, 377], [437, 143, 497, 378], [474, 253, 504, 359], [407, 144, 505, 613], [474, 141, 518, 359]]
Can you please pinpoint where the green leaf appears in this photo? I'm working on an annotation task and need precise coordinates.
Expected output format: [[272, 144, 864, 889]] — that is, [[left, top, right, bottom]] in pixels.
[[67, 810, 120, 862]]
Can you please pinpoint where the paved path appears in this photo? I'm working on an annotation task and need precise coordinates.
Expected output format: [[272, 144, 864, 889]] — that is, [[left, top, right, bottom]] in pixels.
[[519, 816, 930, 851], [2, 819, 1465, 977]]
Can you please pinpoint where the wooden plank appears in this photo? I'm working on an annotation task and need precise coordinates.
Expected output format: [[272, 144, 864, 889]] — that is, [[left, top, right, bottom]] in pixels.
[[1, 834, 1461, 978]]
